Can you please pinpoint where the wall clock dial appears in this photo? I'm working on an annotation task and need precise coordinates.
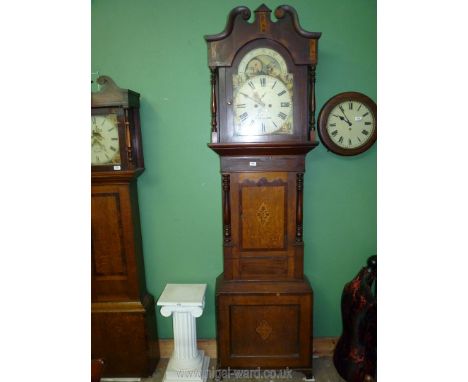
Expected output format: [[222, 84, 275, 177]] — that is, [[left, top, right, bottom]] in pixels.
[[318, 92, 377, 156], [91, 114, 121, 165]]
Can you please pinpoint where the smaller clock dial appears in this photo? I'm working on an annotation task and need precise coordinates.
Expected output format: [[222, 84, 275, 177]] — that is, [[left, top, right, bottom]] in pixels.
[[326, 101, 375, 149], [238, 47, 288, 77], [91, 114, 121, 165], [318, 92, 377, 156], [233, 74, 292, 136]]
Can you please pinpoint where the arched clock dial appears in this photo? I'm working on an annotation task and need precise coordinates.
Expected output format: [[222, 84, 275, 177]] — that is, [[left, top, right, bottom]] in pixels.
[[91, 114, 121, 165], [318, 92, 377, 156], [233, 47, 293, 136]]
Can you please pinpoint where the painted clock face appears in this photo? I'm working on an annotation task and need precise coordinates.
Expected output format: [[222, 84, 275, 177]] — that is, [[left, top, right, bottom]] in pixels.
[[232, 47, 293, 136], [91, 114, 121, 165], [326, 101, 375, 149], [318, 92, 377, 156]]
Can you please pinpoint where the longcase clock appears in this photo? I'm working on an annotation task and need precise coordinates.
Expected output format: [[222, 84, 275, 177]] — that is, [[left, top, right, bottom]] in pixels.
[[204, 4, 321, 375], [91, 76, 159, 377]]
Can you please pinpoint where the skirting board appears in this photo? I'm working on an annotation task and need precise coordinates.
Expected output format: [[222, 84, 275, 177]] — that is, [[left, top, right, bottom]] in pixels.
[[158, 337, 338, 359]]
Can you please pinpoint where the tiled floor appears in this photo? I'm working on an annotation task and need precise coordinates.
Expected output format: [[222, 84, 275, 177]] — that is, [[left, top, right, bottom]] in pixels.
[[141, 357, 345, 382]]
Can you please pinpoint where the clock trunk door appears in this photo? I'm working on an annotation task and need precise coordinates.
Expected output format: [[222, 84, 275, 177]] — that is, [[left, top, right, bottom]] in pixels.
[[91, 183, 141, 301], [227, 171, 300, 280]]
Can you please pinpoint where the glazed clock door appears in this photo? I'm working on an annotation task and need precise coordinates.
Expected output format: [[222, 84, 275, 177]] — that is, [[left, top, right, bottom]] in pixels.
[[91, 110, 123, 167], [232, 47, 294, 137], [220, 40, 309, 143]]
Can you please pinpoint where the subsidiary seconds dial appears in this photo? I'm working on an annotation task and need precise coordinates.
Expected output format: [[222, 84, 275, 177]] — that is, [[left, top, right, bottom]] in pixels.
[[233, 74, 292, 136], [318, 92, 377, 156]]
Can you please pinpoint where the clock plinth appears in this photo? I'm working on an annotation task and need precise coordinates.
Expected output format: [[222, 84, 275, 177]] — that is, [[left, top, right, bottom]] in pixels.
[[91, 296, 158, 377], [205, 5, 320, 373], [216, 275, 313, 369]]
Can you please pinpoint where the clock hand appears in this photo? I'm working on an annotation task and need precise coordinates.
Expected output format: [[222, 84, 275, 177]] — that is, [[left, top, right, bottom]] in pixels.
[[253, 95, 266, 107], [240, 92, 265, 107], [92, 138, 106, 149], [252, 98, 265, 107], [332, 114, 351, 125], [240, 92, 254, 101], [337, 110, 352, 126], [253, 91, 268, 105], [92, 127, 103, 136], [92, 131, 104, 141]]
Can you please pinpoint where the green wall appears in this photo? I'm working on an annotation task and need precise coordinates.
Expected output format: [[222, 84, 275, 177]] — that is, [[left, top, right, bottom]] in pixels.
[[91, 0, 376, 338]]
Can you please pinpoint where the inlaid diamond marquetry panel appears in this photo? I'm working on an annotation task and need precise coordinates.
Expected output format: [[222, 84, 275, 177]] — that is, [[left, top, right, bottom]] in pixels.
[[240, 177, 287, 251], [256, 202, 271, 225], [229, 303, 300, 358], [256, 320, 273, 340]]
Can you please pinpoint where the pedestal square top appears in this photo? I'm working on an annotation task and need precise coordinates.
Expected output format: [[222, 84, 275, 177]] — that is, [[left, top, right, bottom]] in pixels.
[[157, 284, 207, 307]]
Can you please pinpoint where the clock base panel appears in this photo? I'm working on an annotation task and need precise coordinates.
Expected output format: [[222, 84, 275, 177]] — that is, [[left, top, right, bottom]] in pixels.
[[215, 274, 313, 370], [91, 299, 159, 377]]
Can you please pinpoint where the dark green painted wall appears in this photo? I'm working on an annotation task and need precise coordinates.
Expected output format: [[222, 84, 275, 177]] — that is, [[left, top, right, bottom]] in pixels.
[[91, 0, 376, 339]]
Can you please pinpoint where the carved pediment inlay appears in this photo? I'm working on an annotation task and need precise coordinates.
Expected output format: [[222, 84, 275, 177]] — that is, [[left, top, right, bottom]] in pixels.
[[256, 320, 272, 340]]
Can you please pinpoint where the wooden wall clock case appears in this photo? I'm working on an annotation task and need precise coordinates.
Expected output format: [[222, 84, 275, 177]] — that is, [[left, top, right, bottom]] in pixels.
[[91, 76, 159, 377], [204, 4, 321, 375]]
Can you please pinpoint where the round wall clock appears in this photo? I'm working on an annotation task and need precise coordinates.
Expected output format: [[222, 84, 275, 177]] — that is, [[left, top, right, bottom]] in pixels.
[[318, 92, 377, 156]]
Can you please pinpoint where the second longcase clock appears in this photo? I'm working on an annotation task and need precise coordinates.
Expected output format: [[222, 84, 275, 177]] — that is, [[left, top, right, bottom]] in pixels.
[[91, 76, 159, 377], [205, 4, 321, 373]]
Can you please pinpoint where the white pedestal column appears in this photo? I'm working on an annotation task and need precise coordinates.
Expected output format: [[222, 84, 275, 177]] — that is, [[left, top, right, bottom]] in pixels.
[[157, 284, 210, 382]]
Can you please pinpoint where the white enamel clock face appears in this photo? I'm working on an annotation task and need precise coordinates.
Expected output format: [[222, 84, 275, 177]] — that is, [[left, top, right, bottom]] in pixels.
[[91, 114, 121, 165], [326, 101, 375, 149], [233, 47, 293, 136], [233, 74, 292, 135]]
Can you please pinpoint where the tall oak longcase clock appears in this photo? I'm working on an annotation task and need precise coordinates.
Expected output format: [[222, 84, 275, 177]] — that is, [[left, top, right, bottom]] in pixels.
[[204, 4, 321, 374], [91, 76, 159, 377]]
